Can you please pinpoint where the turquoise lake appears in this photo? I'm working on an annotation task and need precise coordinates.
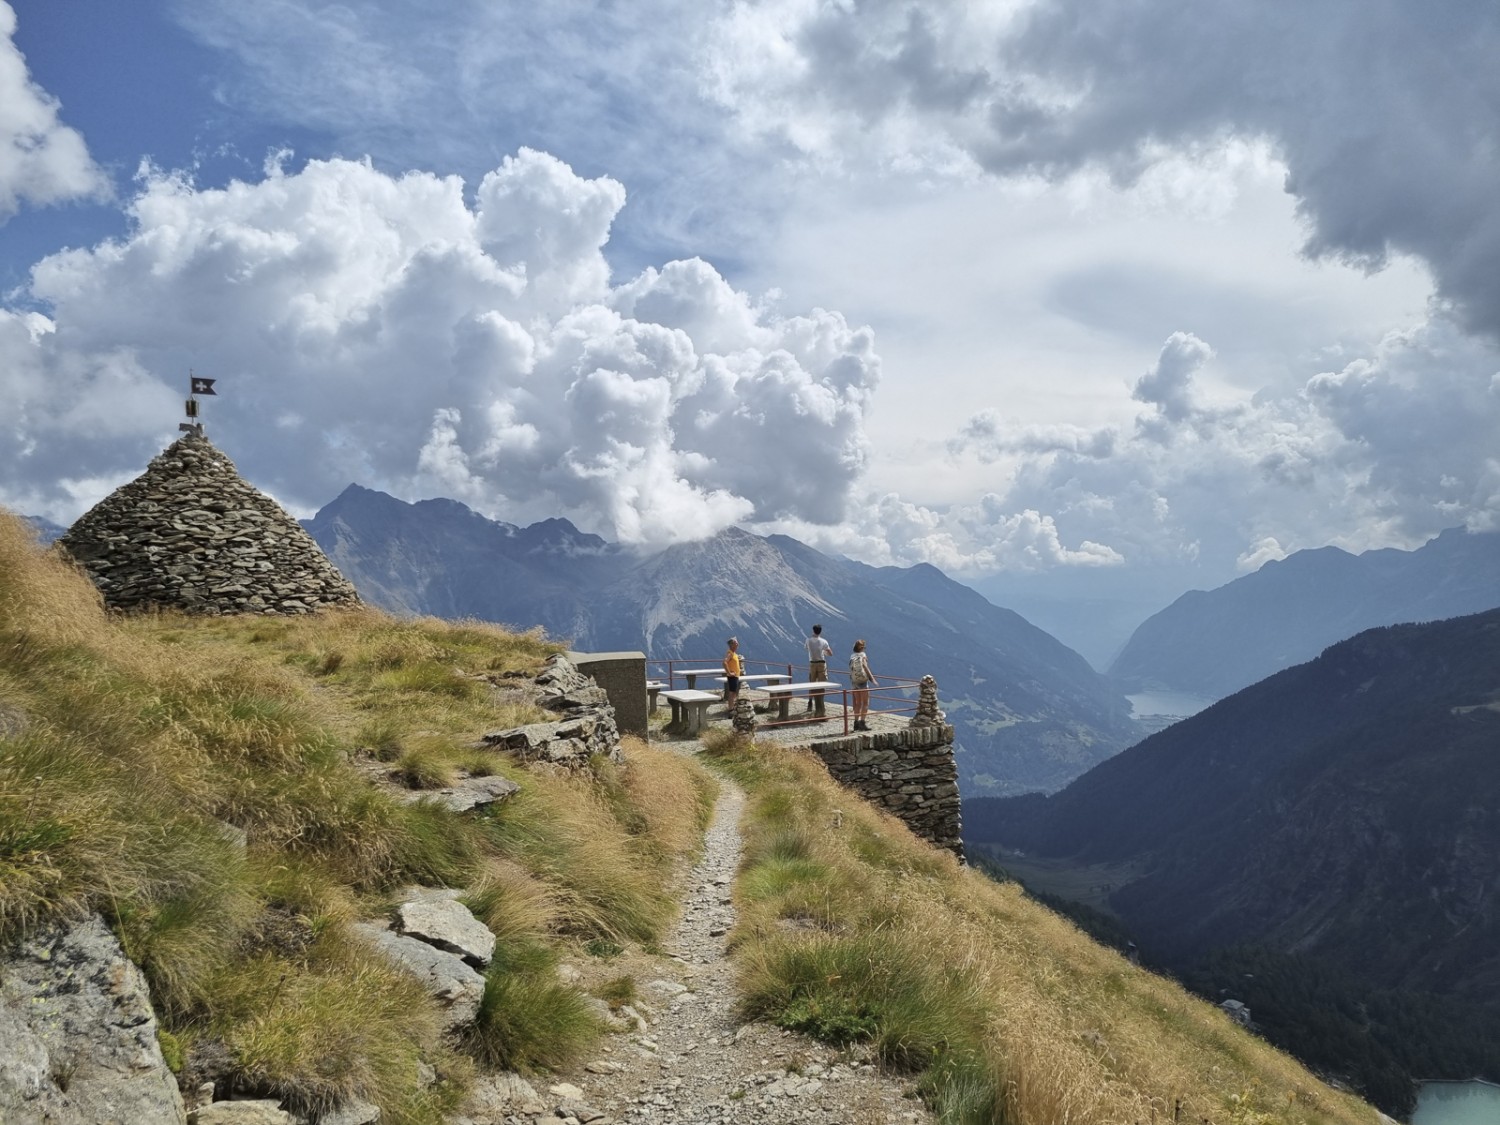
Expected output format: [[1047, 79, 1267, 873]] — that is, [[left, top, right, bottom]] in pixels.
[[1411, 1079, 1500, 1125]]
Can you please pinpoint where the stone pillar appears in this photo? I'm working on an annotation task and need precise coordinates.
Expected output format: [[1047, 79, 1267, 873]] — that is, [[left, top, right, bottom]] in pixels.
[[732, 697, 758, 735], [565, 651, 647, 736]]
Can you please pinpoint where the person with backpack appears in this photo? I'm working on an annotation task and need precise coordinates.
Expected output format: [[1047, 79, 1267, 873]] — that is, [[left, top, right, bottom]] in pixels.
[[849, 638, 876, 731]]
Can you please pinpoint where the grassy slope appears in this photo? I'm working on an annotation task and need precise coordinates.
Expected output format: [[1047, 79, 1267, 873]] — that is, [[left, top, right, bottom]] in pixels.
[[0, 510, 716, 1122], [3, 509, 1382, 1125], [704, 730, 1382, 1125]]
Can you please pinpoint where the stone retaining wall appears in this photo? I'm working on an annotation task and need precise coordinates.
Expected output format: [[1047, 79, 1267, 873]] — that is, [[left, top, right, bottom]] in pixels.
[[804, 724, 963, 859]]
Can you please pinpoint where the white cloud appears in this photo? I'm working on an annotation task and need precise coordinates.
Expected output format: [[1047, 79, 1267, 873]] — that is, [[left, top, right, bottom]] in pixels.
[[706, 0, 1500, 345], [0, 2, 106, 221], [0, 149, 879, 548], [1236, 537, 1287, 572]]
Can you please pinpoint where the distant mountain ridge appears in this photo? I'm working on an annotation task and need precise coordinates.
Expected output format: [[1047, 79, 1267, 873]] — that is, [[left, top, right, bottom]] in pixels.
[[1109, 527, 1500, 699], [22, 515, 66, 545], [304, 485, 1140, 794], [970, 608, 1500, 1004]]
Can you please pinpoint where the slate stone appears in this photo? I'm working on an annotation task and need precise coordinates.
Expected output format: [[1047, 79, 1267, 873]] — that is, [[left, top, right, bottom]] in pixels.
[[352, 923, 486, 1031]]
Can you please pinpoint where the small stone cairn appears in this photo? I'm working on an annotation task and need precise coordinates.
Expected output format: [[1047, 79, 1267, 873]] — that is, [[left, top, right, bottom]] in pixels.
[[57, 433, 361, 616], [732, 696, 758, 734], [909, 674, 945, 729]]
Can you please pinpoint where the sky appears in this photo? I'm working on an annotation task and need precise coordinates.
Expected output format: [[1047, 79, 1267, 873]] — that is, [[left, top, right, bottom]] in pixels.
[[2, 0, 1497, 631]]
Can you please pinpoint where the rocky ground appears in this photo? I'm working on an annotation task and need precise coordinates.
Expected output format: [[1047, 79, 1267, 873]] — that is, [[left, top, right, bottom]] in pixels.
[[457, 741, 936, 1125]]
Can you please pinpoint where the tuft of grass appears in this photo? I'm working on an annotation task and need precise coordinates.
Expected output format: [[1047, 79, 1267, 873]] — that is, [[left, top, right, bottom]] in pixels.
[[463, 940, 604, 1072], [215, 934, 448, 1121], [394, 745, 458, 791], [459, 860, 560, 948], [483, 787, 673, 943], [356, 718, 406, 761]]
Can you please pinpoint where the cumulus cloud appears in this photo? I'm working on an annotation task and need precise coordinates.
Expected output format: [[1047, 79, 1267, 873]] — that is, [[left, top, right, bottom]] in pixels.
[[706, 0, 1500, 342], [0, 2, 106, 221], [788, 313, 1500, 580], [0, 149, 878, 546]]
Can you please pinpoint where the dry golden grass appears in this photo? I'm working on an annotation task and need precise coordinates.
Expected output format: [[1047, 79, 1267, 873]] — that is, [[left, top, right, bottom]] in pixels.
[[708, 733, 1381, 1125]]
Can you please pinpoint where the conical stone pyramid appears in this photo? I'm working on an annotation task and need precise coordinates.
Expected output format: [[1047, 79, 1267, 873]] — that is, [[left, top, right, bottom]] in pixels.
[[58, 433, 362, 615]]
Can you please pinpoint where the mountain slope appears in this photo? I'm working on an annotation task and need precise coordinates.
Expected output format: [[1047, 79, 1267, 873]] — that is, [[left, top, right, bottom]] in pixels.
[[304, 489, 1140, 793], [1109, 528, 1500, 699], [970, 608, 1500, 1004]]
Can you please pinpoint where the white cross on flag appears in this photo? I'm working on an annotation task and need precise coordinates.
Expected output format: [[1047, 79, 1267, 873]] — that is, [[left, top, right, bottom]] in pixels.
[[190, 377, 217, 396]]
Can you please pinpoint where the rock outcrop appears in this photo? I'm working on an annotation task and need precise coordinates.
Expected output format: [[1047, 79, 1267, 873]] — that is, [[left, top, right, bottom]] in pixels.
[[57, 433, 361, 616], [0, 915, 188, 1125], [481, 655, 622, 766], [353, 889, 493, 1033]]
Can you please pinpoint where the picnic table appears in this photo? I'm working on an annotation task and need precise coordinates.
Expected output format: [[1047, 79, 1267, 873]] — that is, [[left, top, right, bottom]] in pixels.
[[646, 679, 668, 713], [659, 688, 720, 736], [759, 681, 842, 722], [673, 667, 726, 690]]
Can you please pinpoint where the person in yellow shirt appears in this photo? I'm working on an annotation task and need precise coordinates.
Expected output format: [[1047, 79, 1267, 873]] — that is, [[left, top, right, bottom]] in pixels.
[[723, 637, 744, 714]]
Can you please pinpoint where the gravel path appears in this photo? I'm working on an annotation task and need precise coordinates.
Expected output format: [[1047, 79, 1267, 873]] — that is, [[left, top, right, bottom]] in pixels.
[[460, 744, 936, 1125]]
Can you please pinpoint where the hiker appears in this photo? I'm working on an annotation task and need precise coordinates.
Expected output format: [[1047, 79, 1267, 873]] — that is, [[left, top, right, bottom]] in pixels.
[[723, 637, 744, 715], [805, 623, 832, 716], [849, 638, 876, 730]]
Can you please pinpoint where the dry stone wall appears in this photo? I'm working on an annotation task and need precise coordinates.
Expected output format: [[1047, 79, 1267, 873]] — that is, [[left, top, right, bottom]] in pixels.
[[57, 433, 361, 616], [805, 724, 963, 859]]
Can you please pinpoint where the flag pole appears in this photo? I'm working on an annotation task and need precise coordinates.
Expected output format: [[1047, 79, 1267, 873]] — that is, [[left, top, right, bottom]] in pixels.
[[181, 369, 216, 436]]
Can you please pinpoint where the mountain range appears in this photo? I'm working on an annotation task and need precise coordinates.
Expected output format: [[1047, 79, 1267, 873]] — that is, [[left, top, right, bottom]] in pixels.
[[304, 484, 1140, 794], [968, 607, 1500, 1003], [1109, 527, 1500, 699]]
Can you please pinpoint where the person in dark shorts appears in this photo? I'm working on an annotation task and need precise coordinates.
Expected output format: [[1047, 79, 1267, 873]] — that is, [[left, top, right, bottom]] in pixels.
[[723, 637, 744, 714]]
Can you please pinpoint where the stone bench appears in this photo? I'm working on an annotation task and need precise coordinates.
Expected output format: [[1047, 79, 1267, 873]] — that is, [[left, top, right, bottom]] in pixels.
[[659, 689, 721, 736], [760, 681, 842, 721], [647, 679, 667, 713], [712, 673, 791, 688]]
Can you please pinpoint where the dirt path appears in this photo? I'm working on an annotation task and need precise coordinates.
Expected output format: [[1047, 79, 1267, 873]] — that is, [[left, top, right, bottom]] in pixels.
[[461, 747, 936, 1125]]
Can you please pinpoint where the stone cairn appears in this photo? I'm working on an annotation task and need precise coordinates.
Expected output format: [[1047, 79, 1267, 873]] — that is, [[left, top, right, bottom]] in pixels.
[[909, 674, 945, 729], [732, 696, 758, 734], [56, 433, 361, 615]]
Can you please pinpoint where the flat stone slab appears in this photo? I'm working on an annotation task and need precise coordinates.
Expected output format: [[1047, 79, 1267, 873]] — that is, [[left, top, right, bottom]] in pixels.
[[401, 774, 519, 813], [397, 892, 496, 968], [193, 1101, 294, 1124], [352, 923, 486, 1032]]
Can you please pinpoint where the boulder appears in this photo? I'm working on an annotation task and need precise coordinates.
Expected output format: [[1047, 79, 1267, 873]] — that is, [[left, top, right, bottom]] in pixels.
[[0, 915, 187, 1125]]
